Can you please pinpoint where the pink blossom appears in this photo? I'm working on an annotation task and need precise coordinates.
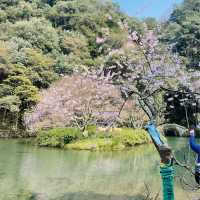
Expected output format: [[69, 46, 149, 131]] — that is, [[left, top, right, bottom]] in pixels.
[[96, 37, 106, 44]]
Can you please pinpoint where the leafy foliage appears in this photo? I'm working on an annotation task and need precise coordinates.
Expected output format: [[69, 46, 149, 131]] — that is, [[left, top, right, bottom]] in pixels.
[[46, 0, 140, 57], [9, 18, 60, 53], [1, 0, 198, 133], [0, 95, 20, 113], [162, 0, 200, 68], [0, 0, 144, 131], [36, 126, 151, 150], [37, 127, 82, 147], [102, 27, 200, 126], [112, 128, 151, 147], [65, 128, 151, 150]]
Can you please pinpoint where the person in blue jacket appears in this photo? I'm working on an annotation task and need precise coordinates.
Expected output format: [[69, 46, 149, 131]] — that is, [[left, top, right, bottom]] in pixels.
[[189, 128, 200, 184]]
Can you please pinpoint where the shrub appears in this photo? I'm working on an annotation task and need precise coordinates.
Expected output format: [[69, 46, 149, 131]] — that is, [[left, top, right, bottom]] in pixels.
[[111, 128, 151, 147], [36, 126, 152, 150], [65, 138, 124, 151], [60, 127, 152, 150], [65, 128, 151, 151], [37, 127, 82, 147], [84, 125, 97, 137]]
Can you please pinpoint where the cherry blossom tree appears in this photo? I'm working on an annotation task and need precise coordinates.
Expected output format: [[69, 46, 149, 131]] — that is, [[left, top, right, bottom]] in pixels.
[[25, 29, 200, 133], [24, 74, 147, 133], [102, 29, 200, 124]]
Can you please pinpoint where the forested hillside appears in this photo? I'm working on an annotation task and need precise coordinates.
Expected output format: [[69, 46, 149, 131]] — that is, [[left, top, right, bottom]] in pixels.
[[162, 0, 200, 68], [1, 0, 200, 135], [0, 0, 144, 132], [1, 1, 200, 199]]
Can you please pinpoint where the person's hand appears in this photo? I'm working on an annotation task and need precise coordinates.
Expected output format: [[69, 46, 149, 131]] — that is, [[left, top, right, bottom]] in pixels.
[[189, 129, 195, 136]]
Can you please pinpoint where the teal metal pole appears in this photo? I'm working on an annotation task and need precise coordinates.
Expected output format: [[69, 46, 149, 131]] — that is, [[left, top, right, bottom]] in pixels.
[[160, 164, 175, 200], [145, 121, 175, 200]]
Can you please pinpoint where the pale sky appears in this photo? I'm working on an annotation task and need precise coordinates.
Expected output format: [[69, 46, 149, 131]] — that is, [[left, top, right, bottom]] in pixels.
[[113, 0, 183, 19]]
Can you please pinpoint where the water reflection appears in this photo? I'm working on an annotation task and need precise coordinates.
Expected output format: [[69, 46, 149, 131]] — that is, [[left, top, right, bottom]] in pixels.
[[0, 138, 199, 200]]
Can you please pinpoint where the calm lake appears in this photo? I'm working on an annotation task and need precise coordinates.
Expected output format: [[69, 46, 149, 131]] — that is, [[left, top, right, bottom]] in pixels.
[[0, 138, 200, 200]]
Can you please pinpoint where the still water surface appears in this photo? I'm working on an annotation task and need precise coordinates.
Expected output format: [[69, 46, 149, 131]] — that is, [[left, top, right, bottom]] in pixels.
[[0, 138, 200, 200]]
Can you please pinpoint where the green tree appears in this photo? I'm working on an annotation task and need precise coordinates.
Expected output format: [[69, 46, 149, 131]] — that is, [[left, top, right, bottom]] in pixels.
[[22, 48, 58, 88], [162, 0, 200, 68], [10, 18, 60, 53], [46, 0, 130, 57], [144, 17, 157, 30], [0, 0, 148, 133], [0, 0, 19, 9]]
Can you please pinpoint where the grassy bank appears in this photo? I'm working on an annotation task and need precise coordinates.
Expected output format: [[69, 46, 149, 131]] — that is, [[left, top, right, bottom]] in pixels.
[[36, 126, 151, 151]]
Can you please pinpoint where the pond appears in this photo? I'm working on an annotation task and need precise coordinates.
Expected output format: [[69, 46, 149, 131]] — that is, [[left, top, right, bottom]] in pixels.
[[0, 138, 200, 200]]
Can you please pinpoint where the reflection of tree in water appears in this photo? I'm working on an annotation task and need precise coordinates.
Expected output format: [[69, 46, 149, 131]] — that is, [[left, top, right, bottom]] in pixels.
[[16, 190, 40, 200], [16, 143, 161, 199], [2, 140, 196, 199]]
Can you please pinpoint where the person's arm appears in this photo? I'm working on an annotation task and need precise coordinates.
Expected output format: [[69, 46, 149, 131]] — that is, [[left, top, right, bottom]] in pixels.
[[189, 129, 200, 154]]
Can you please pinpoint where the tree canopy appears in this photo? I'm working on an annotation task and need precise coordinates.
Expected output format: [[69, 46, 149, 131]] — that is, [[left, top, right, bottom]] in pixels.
[[0, 0, 145, 129], [1, 0, 200, 131], [162, 0, 200, 68]]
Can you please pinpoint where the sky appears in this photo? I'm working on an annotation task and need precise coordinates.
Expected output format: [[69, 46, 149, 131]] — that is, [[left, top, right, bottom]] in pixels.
[[113, 0, 183, 20]]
